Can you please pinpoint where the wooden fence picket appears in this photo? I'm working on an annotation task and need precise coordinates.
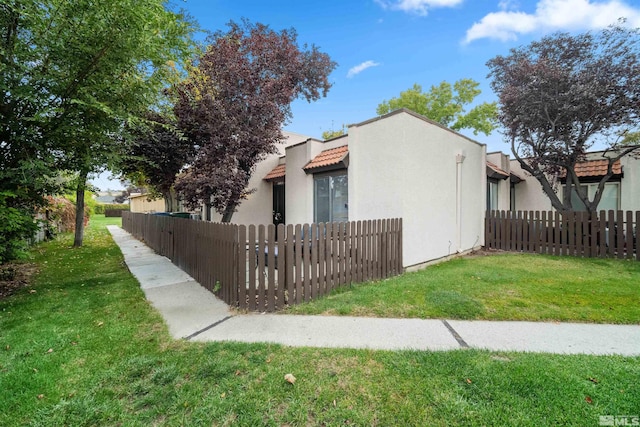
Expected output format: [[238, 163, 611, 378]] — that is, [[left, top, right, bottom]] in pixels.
[[121, 213, 404, 311], [485, 210, 637, 261]]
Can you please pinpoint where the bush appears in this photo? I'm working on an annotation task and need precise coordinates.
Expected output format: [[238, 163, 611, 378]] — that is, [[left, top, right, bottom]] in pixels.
[[44, 196, 77, 234], [94, 204, 129, 215], [0, 192, 38, 263]]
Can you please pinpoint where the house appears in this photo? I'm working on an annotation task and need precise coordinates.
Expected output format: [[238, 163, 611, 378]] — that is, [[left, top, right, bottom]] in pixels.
[[202, 131, 311, 224], [128, 109, 490, 268], [257, 109, 487, 269], [508, 148, 640, 212], [486, 151, 523, 212], [129, 193, 166, 213], [93, 191, 125, 204]]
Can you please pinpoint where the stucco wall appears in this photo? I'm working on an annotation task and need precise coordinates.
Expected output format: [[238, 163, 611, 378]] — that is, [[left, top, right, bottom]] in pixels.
[[348, 110, 486, 268], [285, 135, 349, 225], [487, 152, 512, 211], [509, 160, 555, 212], [208, 131, 310, 225], [619, 154, 640, 211]]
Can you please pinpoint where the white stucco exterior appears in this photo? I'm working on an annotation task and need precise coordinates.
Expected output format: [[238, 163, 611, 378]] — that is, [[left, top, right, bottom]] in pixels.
[[347, 110, 486, 267], [618, 153, 640, 211], [285, 135, 349, 225], [258, 109, 486, 268], [207, 131, 311, 224], [486, 152, 514, 212], [129, 193, 166, 213], [509, 160, 554, 212]]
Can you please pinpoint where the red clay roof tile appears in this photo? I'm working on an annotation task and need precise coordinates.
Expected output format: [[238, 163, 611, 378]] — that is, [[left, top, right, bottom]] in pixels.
[[264, 163, 286, 181], [571, 159, 622, 177], [303, 145, 349, 171], [486, 161, 509, 178]]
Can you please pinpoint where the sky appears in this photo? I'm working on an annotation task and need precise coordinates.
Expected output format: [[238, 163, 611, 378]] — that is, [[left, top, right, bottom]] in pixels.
[[90, 0, 640, 191]]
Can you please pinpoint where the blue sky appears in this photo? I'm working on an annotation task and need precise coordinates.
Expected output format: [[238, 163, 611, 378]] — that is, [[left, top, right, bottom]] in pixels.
[[91, 0, 640, 190]]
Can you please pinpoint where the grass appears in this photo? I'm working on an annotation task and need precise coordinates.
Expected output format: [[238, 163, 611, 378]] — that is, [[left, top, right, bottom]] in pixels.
[[284, 252, 640, 324], [0, 215, 638, 426]]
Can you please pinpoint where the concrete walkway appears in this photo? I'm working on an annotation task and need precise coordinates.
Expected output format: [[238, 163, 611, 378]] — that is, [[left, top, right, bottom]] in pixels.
[[108, 226, 640, 356]]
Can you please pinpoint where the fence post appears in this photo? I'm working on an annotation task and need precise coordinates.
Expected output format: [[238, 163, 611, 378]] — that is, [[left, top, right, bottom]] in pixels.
[[302, 223, 311, 302], [248, 225, 257, 311], [317, 223, 326, 298], [276, 224, 286, 309], [616, 210, 624, 259], [267, 224, 276, 312], [237, 225, 247, 310], [294, 224, 303, 304]]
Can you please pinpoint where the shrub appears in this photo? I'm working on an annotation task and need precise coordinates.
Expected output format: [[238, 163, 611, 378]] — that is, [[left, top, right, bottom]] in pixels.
[[94, 204, 129, 215], [0, 191, 38, 263], [44, 196, 77, 234]]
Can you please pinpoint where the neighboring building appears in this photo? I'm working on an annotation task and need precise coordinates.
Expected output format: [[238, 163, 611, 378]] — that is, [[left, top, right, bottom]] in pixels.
[[94, 191, 125, 204], [509, 148, 640, 212], [261, 109, 487, 268], [129, 193, 166, 213]]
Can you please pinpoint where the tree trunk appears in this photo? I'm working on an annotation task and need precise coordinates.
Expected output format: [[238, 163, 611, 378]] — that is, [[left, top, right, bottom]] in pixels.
[[73, 169, 89, 247], [221, 202, 236, 223], [163, 191, 175, 212]]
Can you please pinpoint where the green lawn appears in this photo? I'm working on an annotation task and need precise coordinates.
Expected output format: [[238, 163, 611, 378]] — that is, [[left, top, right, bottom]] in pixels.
[[285, 252, 640, 324], [0, 216, 638, 426]]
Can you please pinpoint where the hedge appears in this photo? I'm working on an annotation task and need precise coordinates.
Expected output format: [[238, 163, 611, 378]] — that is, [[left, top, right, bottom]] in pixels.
[[94, 204, 129, 215]]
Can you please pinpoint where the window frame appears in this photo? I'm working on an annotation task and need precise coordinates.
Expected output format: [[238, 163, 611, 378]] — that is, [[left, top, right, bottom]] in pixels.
[[487, 178, 499, 211], [313, 169, 348, 223]]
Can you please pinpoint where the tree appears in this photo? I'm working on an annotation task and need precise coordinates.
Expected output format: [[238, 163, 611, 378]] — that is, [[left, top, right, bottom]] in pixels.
[[174, 20, 336, 222], [113, 184, 145, 204], [376, 79, 498, 136], [1, 0, 195, 249], [487, 23, 640, 215], [322, 124, 347, 140], [120, 112, 194, 212]]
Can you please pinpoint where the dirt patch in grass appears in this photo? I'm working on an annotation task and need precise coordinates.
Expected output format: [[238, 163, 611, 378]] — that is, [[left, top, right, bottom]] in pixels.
[[462, 248, 511, 258], [0, 262, 39, 300]]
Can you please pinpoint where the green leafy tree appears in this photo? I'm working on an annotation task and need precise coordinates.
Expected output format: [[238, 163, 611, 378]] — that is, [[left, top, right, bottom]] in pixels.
[[1, 0, 195, 249], [119, 111, 194, 212], [376, 79, 498, 136], [0, 192, 38, 263], [322, 124, 347, 140], [487, 24, 640, 214]]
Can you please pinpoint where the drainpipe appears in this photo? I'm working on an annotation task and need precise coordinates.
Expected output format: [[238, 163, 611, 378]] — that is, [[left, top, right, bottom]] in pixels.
[[456, 153, 466, 253]]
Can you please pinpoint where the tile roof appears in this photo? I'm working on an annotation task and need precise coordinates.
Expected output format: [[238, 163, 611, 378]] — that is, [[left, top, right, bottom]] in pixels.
[[264, 163, 286, 181], [571, 159, 622, 177], [486, 161, 510, 179], [303, 145, 349, 171]]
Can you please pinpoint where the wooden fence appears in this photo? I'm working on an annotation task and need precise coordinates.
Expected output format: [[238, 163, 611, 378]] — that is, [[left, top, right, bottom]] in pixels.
[[485, 210, 638, 260], [122, 212, 403, 311]]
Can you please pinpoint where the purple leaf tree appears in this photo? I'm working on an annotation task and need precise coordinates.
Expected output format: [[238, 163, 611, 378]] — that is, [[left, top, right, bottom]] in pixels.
[[487, 23, 640, 215], [173, 20, 336, 222]]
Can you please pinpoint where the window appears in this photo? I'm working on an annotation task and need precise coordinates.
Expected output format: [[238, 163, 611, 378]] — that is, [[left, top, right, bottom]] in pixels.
[[314, 172, 348, 223], [563, 182, 620, 211], [510, 183, 516, 211], [487, 179, 499, 211]]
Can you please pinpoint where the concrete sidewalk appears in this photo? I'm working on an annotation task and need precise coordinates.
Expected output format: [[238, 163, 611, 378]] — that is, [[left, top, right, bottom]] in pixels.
[[108, 226, 640, 356]]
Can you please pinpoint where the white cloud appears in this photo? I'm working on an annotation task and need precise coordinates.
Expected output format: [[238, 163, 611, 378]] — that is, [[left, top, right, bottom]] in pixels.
[[375, 0, 463, 16], [464, 0, 640, 43], [498, 0, 519, 10], [347, 60, 381, 78]]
